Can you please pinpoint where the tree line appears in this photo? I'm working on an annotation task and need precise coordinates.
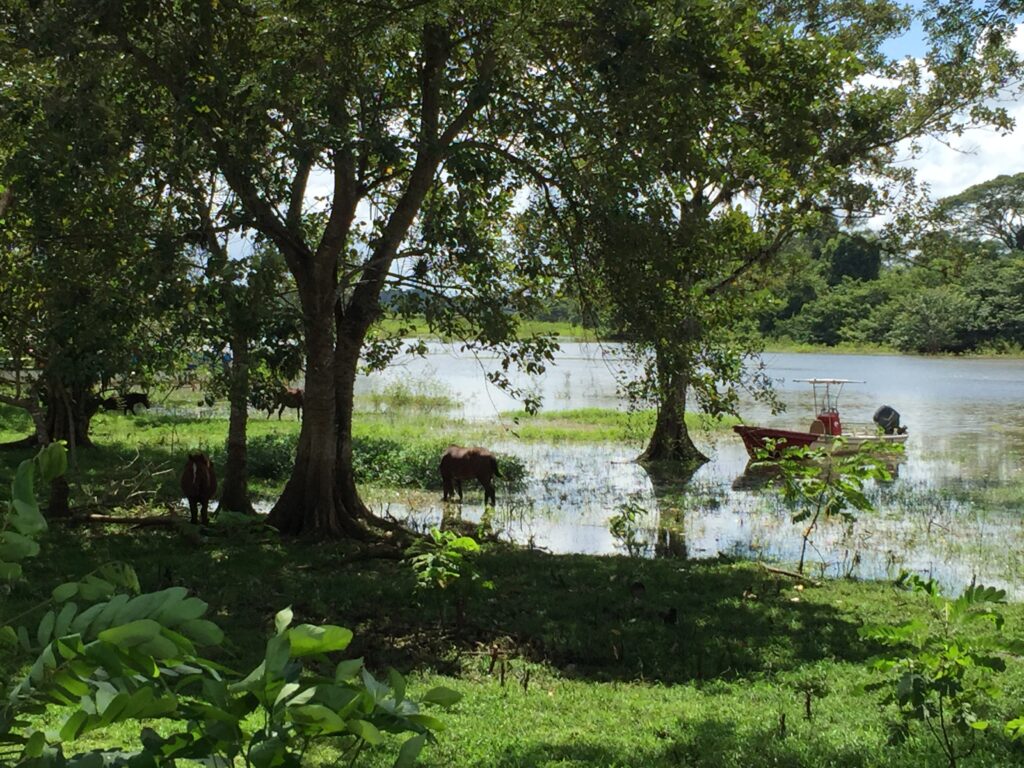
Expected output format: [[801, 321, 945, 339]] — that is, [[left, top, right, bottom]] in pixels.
[[758, 174, 1024, 354], [0, 0, 1021, 537]]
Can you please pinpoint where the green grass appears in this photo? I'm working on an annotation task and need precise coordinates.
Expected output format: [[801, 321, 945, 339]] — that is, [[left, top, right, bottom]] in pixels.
[[498, 407, 740, 443], [6, 527, 1024, 767]]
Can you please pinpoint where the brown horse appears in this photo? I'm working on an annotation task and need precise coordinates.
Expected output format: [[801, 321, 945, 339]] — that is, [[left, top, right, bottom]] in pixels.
[[439, 445, 501, 506], [266, 387, 303, 420], [180, 452, 217, 525]]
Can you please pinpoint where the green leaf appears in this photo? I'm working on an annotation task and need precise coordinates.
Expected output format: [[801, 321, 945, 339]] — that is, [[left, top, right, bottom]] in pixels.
[[394, 734, 427, 768], [287, 624, 353, 656], [335, 658, 363, 681], [389, 668, 406, 705], [35, 443, 68, 483], [0, 562, 22, 581], [422, 686, 462, 707], [274, 606, 293, 635], [52, 582, 80, 602], [408, 713, 447, 731], [24, 730, 47, 758], [348, 719, 384, 745], [97, 619, 162, 647], [290, 703, 348, 734], [37, 610, 56, 647], [0, 530, 39, 561], [179, 618, 224, 647]]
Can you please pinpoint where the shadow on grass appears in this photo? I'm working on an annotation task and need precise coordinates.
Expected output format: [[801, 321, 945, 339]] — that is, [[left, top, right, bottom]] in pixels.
[[10, 523, 877, 687], [484, 717, 933, 768]]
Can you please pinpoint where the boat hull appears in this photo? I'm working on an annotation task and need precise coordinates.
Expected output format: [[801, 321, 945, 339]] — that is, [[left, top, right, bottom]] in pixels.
[[733, 425, 908, 459]]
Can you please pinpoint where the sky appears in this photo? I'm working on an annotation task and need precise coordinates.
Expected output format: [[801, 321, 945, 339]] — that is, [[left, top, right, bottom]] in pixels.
[[879, 10, 1024, 202]]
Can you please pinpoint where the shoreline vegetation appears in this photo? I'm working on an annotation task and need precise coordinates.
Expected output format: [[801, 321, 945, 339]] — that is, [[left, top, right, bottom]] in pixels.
[[372, 317, 1024, 359]]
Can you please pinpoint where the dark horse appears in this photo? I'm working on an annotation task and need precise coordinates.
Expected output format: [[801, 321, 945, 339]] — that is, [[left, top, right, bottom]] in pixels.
[[439, 445, 501, 506], [180, 452, 217, 525], [101, 392, 150, 415], [266, 387, 303, 420]]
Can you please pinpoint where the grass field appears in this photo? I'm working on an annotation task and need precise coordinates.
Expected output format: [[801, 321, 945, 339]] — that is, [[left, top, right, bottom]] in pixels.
[[3, 396, 1024, 766]]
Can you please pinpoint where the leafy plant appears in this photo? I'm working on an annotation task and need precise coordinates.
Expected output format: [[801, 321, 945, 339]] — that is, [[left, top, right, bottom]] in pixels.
[[862, 573, 1016, 768], [407, 529, 492, 628], [608, 500, 647, 557], [0, 442, 66, 583], [756, 440, 897, 574], [1, 445, 459, 767]]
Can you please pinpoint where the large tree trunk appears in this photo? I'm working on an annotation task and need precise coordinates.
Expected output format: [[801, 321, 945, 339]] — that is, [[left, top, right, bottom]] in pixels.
[[45, 383, 94, 449], [334, 329, 371, 521], [219, 330, 254, 514], [267, 315, 366, 538], [639, 366, 708, 467]]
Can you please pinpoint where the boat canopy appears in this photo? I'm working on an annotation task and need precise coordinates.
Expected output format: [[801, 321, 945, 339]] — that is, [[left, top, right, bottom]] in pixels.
[[793, 378, 865, 415]]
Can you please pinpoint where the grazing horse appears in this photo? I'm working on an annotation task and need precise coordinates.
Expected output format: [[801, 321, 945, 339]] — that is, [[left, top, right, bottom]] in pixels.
[[439, 445, 501, 506], [266, 387, 303, 420], [180, 452, 217, 525], [101, 392, 151, 415]]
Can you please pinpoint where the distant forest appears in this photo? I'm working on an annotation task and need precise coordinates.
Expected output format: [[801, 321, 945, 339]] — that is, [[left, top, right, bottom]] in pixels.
[[533, 173, 1024, 355]]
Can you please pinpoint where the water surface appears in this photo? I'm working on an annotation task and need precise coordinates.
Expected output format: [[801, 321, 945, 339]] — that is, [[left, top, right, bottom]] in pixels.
[[360, 344, 1024, 594]]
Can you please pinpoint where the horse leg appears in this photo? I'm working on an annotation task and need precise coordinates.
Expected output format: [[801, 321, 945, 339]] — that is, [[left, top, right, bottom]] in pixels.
[[455, 479, 463, 502], [277, 403, 285, 420], [200, 498, 210, 526], [483, 478, 495, 507], [188, 498, 199, 525], [442, 474, 453, 501]]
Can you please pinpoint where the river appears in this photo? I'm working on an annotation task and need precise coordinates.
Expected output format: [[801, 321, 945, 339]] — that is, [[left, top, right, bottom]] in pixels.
[[356, 343, 1024, 595]]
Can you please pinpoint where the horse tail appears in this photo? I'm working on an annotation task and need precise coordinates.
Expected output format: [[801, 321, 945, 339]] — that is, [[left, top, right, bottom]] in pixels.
[[490, 455, 501, 478]]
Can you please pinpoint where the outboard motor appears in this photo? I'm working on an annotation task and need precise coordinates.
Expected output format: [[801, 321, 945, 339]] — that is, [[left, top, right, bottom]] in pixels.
[[873, 405, 906, 435]]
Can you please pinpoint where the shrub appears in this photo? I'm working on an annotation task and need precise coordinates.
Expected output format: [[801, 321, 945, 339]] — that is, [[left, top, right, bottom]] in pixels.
[[246, 432, 298, 480]]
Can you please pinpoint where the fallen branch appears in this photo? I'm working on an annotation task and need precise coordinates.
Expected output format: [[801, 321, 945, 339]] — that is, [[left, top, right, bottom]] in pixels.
[[759, 563, 821, 586]]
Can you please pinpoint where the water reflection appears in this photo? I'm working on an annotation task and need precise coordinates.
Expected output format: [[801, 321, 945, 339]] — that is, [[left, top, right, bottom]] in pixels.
[[358, 345, 1024, 595]]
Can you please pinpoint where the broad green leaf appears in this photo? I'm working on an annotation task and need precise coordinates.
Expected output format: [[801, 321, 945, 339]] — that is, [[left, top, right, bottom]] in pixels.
[[274, 606, 293, 635], [52, 582, 80, 602], [394, 734, 427, 768], [408, 713, 447, 731], [0, 562, 22, 581], [290, 703, 348, 734], [24, 730, 46, 758], [35, 443, 68, 483], [37, 610, 56, 647], [389, 668, 406, 705], [348, 719, 384, 745], [287, 624, 353, 656], [422, 686, 462, 706], [274, 682, 301, 707], [97, 619, 162, 647], [179, 618, 224, 646], [0, 530, 39, 561], [335, 658, 363, 681], [53, 602, 78, 637]]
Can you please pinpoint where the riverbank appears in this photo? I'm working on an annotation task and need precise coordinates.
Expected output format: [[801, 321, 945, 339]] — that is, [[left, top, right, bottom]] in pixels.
[[371, 315, 1024, 358]]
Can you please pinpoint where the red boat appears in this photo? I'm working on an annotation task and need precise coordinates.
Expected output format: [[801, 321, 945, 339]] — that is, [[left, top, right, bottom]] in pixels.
[[733, 378, 909, 458]]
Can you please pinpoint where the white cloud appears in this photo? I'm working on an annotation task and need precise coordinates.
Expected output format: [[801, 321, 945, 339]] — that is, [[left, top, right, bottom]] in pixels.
[[906, 102, 1024, 201]]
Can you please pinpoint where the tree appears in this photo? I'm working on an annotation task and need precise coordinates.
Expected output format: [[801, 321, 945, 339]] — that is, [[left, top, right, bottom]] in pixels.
[[525, 0, 1021, 465], [0, 36, 191, 452], [5, 1, 570, 536], [935, 173, 1024, 251]]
